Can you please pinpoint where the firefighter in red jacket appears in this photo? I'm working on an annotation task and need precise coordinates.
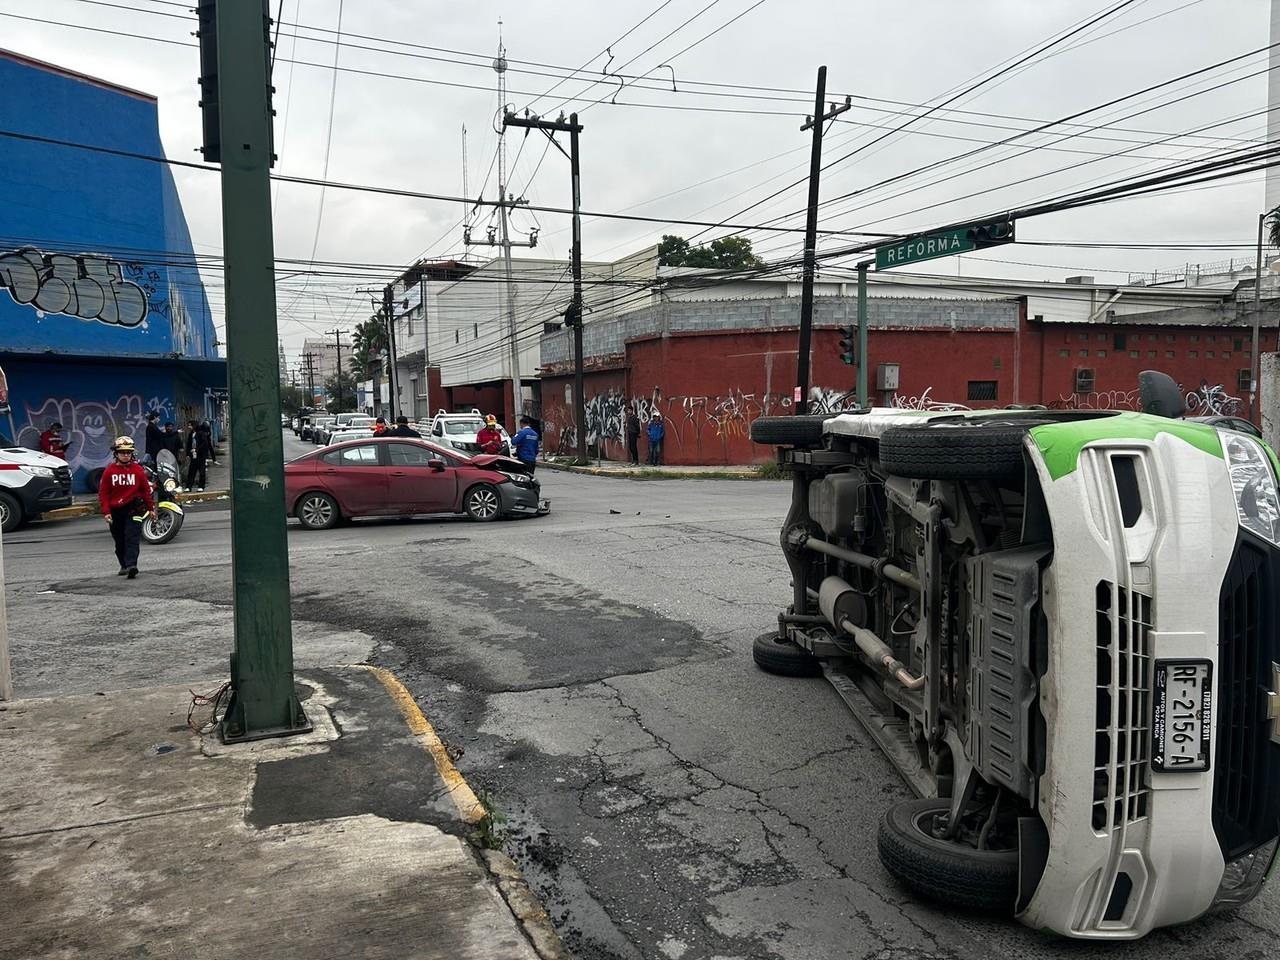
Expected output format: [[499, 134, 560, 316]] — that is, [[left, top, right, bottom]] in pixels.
[[477, 414, 504, 455], [39, 422, 69, 460], [98, 436, 155, 579]]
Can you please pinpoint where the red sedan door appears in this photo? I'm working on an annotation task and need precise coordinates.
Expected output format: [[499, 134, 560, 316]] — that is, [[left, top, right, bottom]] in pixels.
[[316, 443, 390, 516], [385, 441, 459, 514]]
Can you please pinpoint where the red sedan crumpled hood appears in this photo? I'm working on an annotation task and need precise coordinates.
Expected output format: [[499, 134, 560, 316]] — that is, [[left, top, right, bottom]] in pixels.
[[469, 454, 528, 472]]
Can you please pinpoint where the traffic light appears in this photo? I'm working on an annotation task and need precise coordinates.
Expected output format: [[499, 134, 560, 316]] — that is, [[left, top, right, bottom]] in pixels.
[[838, 324, 856, 365], [967, 219, 1015, 248]]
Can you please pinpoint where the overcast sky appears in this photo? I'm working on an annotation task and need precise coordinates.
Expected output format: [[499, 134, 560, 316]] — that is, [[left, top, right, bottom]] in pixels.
[[3, 0, 1274, 362]]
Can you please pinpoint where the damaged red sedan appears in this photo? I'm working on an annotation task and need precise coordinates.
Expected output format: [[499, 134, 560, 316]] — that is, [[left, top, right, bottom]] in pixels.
[[284, 437, 549, 529]]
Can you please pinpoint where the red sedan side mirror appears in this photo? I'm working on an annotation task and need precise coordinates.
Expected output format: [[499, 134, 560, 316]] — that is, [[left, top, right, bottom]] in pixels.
[[428, 458, 447, 472]]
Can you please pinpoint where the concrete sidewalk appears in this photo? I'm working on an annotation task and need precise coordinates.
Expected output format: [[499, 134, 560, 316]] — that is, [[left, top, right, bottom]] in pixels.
[[539, 459, 773, 480], [0, 666, 564, 960]]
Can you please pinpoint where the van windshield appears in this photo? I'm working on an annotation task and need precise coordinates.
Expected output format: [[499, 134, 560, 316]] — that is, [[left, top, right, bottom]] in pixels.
[[444, 421, 485, 435]]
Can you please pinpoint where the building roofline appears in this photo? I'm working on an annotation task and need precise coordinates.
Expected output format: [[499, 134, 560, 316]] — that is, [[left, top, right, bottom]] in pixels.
[[0, 47, 156, 102]]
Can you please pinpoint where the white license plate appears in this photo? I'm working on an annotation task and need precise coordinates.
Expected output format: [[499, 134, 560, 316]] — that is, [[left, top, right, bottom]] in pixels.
[[1151, 659, 1213, 772]]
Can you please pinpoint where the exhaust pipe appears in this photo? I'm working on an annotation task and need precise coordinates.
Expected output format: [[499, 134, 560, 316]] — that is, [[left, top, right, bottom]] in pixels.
[[817, 576, 926, 691]]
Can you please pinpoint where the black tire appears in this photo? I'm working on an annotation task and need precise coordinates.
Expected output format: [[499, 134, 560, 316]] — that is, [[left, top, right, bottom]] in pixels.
[[141, 508, 183, 545], [295, 491, 340, 530], [877, 798, 1019, 912], [464, 483, 502, 522], [750, 415, 830, 448], [85, 467, 106, 493], [878, 421, 1045, 481], [751, 632, 822, 677], [0, 491, 22, 533]]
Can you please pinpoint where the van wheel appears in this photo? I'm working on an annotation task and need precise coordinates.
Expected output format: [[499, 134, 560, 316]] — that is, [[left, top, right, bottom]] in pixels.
[[0, 491, 23, 533], [751, 632, 822, 677], [878, 421, 1049, 481], [877, 798, 1019, 912], [750, 415, 830, 448]]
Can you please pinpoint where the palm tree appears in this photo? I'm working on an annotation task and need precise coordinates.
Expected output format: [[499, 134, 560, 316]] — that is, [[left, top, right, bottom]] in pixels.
[[1268, 206, 1280, 251], [349, 314, 387, 377]]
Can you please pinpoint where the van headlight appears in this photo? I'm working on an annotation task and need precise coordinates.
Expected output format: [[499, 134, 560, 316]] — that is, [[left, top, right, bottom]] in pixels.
[[1223, 435, 1280, 545], [1212, 837, 1279, 910], [20, 465, 54, 478]]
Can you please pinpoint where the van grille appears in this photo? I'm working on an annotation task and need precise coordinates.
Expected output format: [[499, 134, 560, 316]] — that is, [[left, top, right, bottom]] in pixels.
[[1093, 581, 1152, 832], [1213, 541, 1280, 861]]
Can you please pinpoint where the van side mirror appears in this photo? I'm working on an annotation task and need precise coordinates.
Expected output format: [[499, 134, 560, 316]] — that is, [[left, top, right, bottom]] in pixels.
[[428, 458, 446, 472], [1138, 370, 1185, 419]]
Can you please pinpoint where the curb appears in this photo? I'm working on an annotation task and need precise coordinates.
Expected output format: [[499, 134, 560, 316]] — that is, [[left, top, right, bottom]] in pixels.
[[538, 461, 765, 480], [43, 489, 231, 522], [358, 665, 569, 960]]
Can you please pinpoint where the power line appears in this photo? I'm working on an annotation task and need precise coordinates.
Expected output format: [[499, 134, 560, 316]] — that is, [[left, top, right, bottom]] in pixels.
[[523, 0, 679, 113]]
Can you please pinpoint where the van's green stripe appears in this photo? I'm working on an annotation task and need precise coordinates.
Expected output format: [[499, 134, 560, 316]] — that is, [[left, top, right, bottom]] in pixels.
[[1029, 412, 1224, 480]]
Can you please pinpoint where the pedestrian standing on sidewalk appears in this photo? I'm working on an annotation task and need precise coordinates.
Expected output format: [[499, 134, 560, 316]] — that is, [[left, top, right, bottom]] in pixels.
[[144, 412, 164, 465], [646, 412, 665, 466], [98, 435, 155, 579], [511, 417, 540, 475], [185, 421, 212, 491], [159, 422, 183, 461], [382, 415, 421, 438], [625, 407, 641, 465]]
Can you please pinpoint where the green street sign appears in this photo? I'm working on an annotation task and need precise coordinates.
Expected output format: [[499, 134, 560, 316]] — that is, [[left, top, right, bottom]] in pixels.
[[875, 219, 1015, 270]]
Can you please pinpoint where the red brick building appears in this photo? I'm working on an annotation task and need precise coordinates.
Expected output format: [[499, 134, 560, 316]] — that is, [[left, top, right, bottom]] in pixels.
[[538, 273, 1278, 465]]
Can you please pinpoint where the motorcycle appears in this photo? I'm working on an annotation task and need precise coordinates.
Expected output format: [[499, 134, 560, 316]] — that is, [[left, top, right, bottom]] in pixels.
[[141, 449, 185, 545]]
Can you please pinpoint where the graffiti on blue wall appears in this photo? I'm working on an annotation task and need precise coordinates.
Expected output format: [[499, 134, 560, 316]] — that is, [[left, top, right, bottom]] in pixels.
[[0, 247, 150, 328], [16, 394, 177, 476]]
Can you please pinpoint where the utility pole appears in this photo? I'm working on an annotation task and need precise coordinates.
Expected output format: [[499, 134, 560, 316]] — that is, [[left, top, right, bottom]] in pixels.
[[1252, 211, 1265, 422], [302, 352, 317, 408], [200, 0, 309, 742], [420, 274, 431, 417], [383, 286, 400, 419], [464, 192, 537, 426], [465, 45, 539, 428], [325, 328, 345, 409], [857, 262, 869, 407], [795, 66, 851, 416], [504, 109, 585, 459]]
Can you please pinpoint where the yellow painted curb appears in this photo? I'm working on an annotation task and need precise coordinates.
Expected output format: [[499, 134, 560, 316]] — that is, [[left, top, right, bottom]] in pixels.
[[358, 664, 487, 825]]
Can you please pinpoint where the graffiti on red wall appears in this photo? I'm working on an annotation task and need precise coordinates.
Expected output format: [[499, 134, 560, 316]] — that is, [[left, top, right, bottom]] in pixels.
[[555, 385, 864, 459], [891, 387, 970, 412]]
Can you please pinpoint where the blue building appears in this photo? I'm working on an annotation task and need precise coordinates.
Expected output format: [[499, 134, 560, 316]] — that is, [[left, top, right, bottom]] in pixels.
[[0, 49, 224, 489]]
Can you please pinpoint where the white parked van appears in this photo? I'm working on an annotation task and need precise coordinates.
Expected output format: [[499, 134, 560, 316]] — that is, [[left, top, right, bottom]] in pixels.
[[0, 438, 73, 532]]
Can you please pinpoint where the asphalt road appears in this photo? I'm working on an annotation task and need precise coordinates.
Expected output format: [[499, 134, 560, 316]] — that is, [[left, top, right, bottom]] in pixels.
[[5, 430, 1278, 959]]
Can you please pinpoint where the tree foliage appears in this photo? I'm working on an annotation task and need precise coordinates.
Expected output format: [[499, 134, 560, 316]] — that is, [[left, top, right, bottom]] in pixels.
[[657, 234, 764, 270], [1268, 206, 1280, 252], [324, 370, 358, 413], [349, 315, 388, 376], [279, 383, 305, 415]]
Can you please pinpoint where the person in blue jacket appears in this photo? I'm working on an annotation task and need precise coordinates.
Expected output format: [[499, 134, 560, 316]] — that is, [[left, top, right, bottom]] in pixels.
[[511, 416, 540, 475], [646, 412, 665, 466]]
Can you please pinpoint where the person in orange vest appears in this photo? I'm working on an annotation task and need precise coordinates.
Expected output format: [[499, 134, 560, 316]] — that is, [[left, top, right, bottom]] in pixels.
[[98, 435, 155, 579], [38, 421, 70, 460]]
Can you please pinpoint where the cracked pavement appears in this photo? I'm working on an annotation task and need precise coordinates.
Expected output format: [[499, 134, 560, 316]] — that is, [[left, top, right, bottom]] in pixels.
[[6, 431, 1279, 959]]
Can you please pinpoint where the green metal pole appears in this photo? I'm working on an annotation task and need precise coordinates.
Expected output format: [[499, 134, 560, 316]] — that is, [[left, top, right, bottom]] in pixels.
[[216, 0, 309, 742], [857, 262, 869, 407]]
